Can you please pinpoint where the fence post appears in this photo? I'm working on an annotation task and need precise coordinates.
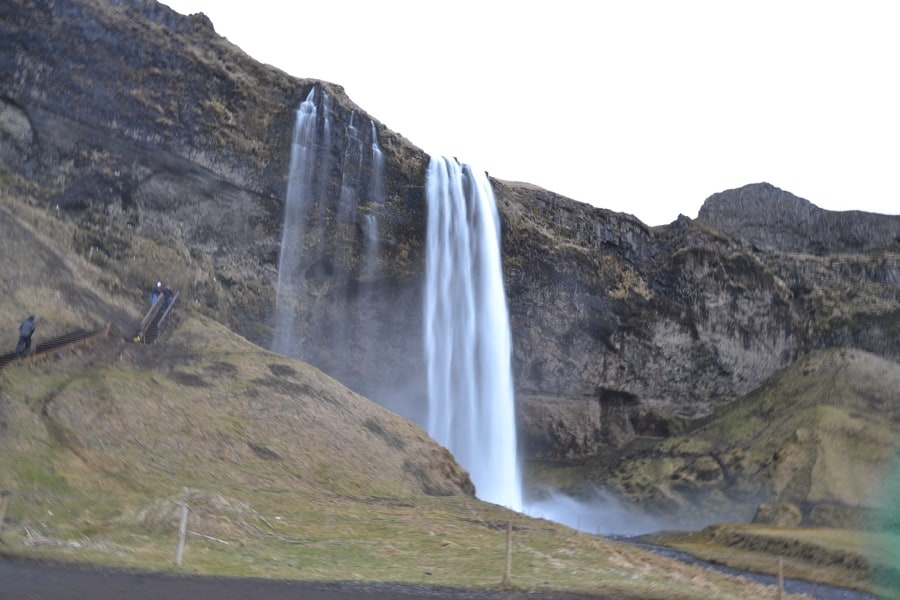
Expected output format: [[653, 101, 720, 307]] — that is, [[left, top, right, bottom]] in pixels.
[[175, 503, 189, 566], [0, 490, 10, 540], [501, 520, 512, 588], [776, 555, 783, 599]]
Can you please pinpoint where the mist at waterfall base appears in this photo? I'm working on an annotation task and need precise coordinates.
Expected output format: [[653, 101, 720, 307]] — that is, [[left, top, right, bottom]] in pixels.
[[524, 487, 674, 538]]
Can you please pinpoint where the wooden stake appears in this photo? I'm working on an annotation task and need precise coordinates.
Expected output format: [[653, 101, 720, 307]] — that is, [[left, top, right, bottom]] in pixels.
[[175, 503, 189, 566], [0, 491, 11, 541], [776, 555, 784, 600], [501, 520, 512, 588]]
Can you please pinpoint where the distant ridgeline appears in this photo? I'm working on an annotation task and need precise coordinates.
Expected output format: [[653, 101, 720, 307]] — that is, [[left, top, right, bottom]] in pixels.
[[698, 182, 900, 255]]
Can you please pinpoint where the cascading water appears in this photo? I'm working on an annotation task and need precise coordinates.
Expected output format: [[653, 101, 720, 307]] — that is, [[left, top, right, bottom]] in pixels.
[[362, 122, 384, 281], [273, 88, 385, 364], [368, 121, 385, 204], [273, 87, 324, 356], [338, 111, 364, 224], [273, 101, 678, 534], [424, 156, 523, 511]]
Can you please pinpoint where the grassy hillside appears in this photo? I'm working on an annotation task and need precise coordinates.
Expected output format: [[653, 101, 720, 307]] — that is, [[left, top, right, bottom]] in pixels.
[[599, 348, 900, 598], [0, 190, 798, 599], [658, 346, 899, 513]]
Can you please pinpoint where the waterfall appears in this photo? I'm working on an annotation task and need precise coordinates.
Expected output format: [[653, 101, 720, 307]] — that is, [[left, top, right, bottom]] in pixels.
[[273, 87, 386, 385], [424, 156, 522, 511], [338, 111, 364, 224], [273, 87, 324, 356], [369, 121, 385, 205], [362, 122, 384, 281]]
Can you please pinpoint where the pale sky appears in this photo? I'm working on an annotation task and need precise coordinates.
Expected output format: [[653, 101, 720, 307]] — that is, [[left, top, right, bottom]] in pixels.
[[162, 1, 898, 226]]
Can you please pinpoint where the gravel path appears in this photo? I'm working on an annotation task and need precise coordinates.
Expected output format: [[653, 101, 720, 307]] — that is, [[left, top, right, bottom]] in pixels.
[[0, 556, 619, 600]]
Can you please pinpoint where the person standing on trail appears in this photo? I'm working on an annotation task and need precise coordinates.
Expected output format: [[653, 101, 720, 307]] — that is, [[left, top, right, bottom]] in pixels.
[[150, 281, 162, 306], [15, 315, 35, 358]]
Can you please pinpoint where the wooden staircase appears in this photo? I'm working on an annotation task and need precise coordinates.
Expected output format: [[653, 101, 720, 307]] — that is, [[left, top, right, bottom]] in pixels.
[[137, 291, 178, 344], [0, 324, 110, 371]]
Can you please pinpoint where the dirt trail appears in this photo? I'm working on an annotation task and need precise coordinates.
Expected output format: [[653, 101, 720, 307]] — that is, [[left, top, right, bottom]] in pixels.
[[0, 556, 615, 600]]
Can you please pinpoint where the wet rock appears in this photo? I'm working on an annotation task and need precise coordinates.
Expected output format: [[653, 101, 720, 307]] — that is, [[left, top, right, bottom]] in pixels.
[[752, 502, 802, 526]]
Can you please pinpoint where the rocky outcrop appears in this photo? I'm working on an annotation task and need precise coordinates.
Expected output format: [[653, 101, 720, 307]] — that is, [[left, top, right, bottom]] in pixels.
[[697, 182, 900, 255], [1, 0, 897, 473], [752, 503, 803, 527], [695, 182, 899, 361]]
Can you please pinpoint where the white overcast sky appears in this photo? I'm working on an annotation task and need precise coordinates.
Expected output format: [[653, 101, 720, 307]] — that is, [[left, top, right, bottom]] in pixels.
[[163, 0, 898, 226]]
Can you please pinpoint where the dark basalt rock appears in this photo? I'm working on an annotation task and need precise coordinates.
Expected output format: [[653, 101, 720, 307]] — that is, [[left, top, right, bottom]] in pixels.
[[697, 182, 900, 255]]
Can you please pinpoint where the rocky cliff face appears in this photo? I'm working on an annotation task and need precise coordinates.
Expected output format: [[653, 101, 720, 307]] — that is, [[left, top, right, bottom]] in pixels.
[[697, 183, 899, 359], [2, 0, 897, 472], [496, 183, 802, 458], [1, 0, 430, 407], [498, 179, 896, 458]]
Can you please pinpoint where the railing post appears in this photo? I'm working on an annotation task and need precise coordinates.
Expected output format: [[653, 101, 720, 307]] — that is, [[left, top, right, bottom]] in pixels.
[[0, 490, 11, 541], [175, 503, 189, 566], [776, 555, 784, 599]]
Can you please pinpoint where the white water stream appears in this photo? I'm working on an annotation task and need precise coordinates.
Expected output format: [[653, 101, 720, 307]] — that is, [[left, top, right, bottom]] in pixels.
[[273, 88, 384, 359], [423, 156, 522, 511], [273, 88, 321, 356]]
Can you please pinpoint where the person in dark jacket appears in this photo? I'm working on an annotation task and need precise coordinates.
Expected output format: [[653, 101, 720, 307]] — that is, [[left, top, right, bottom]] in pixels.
[[15, 315, 35, 358], [151, 281, 162, 306]]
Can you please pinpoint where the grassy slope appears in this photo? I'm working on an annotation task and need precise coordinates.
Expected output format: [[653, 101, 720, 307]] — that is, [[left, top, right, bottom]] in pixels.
[[633, 348, 900, 597], [0, 190, 795, 599], [664, 346, 900, 509]]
